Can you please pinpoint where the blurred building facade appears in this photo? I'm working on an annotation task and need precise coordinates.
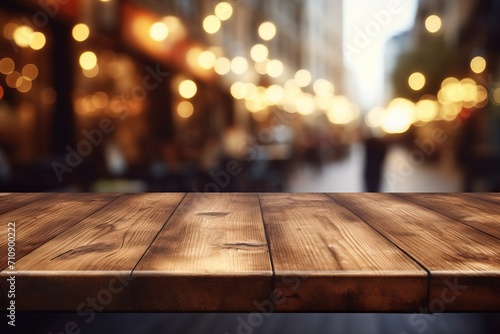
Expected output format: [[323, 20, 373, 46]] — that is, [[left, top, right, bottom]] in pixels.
[[0, 0, 353, 192]]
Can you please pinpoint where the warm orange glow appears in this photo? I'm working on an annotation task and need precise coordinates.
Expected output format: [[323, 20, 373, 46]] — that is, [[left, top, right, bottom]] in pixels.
[[258, 22, 276, 40], [72, 23, 90, 42], [13, 25, 33, 47], [149, 21, 169, 41], [214, 57, 231, 75], [250, 44, 268, 63], [408, 72, 425, 91], [265, 85, 285, 104], [16, 76, 32, 93], [266, 59, 283, 78], [22, 64, 38, 80], [295, 93, 316, 115], [215, 2, 233, 21], [415, 99, 439, 122], [230, 82, 249, 100], [470, 56, 486, 74], [231, 57, 248, 75], [203, 15, 221, 34], [425, 15, 441, 33], [295, 69, 312, 87], [177, 101, 194, 118], [42, 87, 57, 104], [3, 22, 18, 40], [179, 80, 197, 99], [6, 71, 21, 88], [0, 58, 15, 75], [313, 79, 334, 96], [197, 50, 216, 70], [83, 64, 99, 78], [79, 51, 98, 70], [29, 32, 46, 50]]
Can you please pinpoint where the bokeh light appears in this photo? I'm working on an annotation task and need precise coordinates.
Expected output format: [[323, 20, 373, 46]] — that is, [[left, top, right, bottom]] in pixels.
[[0, 58, 15, 75], [231, 57, 248, 75], [179, 80, 197, 99], [313, 79, 334, 96], [215, 2, 233, 21], [79, 51, 98, 70], [294, 69, 312, 87], [22, 64, 38, 80], [13, 25, 33, 47], [266, 59, 283, 78], [258, 22, 277, 41], [425, 15, 442, 33], [29, 32, 46, 50], [6, 71, 21, 88], [408, 72, 426, 91], [149, 21, 169, 41], [470, 56, 486, 74], [72, 23, 90, 42], [214, 57, 231, 75], [203, 15, 221, 34], [177, 101, 194, 118], [197, 50, 216, 70], [250, 44, 269, 63]]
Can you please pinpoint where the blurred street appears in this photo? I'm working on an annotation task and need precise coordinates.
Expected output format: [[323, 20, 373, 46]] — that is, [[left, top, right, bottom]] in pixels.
[[0, 0, 499, 193], [288, 144, 462, 192]]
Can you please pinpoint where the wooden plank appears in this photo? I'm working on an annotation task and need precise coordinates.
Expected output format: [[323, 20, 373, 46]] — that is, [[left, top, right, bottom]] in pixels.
[[395, 193, 500, 240], [0, 193, 50, 215], [0, 193, 121, 267], [329, 193, 500, 312], [259, 193, 427, 312], [132, 193, 272, 311], [0, 193, 185, 311], [460, 193, 500, 205]]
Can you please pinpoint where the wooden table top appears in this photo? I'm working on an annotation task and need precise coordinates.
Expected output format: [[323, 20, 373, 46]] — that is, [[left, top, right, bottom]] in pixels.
[[0, 193, 499, 312]]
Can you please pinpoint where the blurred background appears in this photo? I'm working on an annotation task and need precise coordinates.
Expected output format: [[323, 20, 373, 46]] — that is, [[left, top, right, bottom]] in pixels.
[[0, 0, 499, 193]]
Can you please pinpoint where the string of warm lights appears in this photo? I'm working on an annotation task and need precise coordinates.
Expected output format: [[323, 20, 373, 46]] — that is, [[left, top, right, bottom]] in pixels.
[[0, 22, 46, 96], [363, 13, 498, 136]]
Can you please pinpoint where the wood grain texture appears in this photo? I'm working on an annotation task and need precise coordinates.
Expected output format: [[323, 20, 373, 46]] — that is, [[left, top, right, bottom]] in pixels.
[[259, 193, 427, 312], [329, 193, 500, 311], [0, 193, 49, 215], [0, 193, 184, 311], [461, 193, 500, 205], [0, 193, 120, 268], [395, 193, 500, 240], [132, 193, 272, 311]]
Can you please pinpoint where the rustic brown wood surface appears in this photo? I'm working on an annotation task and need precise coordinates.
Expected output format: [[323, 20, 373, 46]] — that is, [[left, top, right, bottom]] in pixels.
[[133, 193, 272, 311], [0, 193, 51, 215], [329, 193, 500, 312], [461, 192, 500, 205], [259, 193, 427, 311], [395, 193, 500, 240], [0, 193, 121, 267], [0, 193, 498, 312], [0, 193, 184, 311]]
